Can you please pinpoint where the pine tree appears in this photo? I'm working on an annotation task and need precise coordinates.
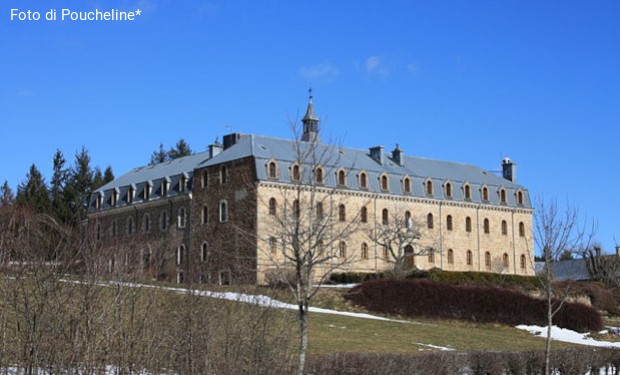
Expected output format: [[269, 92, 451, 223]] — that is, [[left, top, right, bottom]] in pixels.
[[16, 164, 51, 213], [0, 180, 14, 207], [168, 138, 193, 159], [64, 147, 95, 226], [102, 166, 114, 184], [150, 143, 168, 164], [50, 149, 71, 223]]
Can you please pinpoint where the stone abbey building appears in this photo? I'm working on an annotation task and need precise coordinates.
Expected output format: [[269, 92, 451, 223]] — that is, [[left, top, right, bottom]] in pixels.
[[87, 96, 534, 284]]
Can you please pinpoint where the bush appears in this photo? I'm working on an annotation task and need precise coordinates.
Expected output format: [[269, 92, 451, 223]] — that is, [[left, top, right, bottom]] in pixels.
[[345, 279, 603, 332], [329, 272, 384, 284]]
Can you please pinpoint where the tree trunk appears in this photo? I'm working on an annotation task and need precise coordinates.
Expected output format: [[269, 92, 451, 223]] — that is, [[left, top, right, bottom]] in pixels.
[[297, 303, 308, 375], [545, 280, 553, 375]]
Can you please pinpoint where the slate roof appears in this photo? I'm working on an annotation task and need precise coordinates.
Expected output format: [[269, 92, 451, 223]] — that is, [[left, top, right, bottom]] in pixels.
[[535, 259, 591, 281], [89, 133, 532, 212]]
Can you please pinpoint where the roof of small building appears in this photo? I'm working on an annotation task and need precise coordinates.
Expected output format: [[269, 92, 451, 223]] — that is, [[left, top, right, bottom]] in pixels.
[[535, 259, 591, 281]]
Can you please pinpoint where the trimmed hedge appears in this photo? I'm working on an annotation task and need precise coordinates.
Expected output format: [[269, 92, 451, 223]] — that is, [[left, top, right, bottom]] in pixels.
[[345, 279, 602, 332], [306, 348, 620, 375]]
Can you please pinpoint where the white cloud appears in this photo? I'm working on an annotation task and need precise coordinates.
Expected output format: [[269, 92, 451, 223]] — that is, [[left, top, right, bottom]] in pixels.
[[299, 62, 340, 82], [364, 56, 389, 77]]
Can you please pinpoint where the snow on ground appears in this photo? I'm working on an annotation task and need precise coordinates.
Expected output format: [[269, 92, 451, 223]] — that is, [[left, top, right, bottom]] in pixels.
[[415, 343, 454, 351], [516, 325, 620, 348]]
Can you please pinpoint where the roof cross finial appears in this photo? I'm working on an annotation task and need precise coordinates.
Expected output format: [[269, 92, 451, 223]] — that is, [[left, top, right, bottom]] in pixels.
[[308, 86, 313, 100]]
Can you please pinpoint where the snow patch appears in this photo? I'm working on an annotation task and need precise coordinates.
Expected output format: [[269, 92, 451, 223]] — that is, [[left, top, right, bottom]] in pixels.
[[516, 325, 620, 348]]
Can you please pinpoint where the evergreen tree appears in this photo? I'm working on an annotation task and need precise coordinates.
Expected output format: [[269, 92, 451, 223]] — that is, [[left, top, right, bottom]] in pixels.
[[64, 147, 94, 226], [102, 165, 114, 184], [16, 164, 51, 213], [168, 138, 193, 159], [50, 149, 71, 223], [150, 143, 168, 164], [0, 180, 14, 207]]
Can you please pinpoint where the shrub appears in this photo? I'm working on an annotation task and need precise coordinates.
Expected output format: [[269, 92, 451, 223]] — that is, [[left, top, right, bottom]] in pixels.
[[345, 279, 603, 332]]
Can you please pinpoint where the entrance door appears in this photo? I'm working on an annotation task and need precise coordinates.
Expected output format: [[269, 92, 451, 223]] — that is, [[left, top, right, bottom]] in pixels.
[[404, 245, 415, 268]]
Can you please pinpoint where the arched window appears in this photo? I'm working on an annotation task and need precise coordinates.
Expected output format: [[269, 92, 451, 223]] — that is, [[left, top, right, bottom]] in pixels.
[[445, 182, 452, 198], [219, 200, 228, 222], [220, 166, 227, 184], [519, 222, 525, 237], [269, 237, 277, 255], [111, 220, 117, 237], [339, 242, 347, 258], [500, 188, 507, 204], [485, 251, 491, 267], [482, 186, 489, 202], [201, 170, 208, 188], [467, 250, 473, 266], [501, 220, 507, 235], [446, 215, 453, 231], [427, 213, 434, 229], [359, 172, 368, 189], [361, 243, 369, 260], [403, 177, 412, 193], [160, 212, 168, 231], [464, 184, 472, 200], [428, 248, 435, 263], [337, 169, 346, 186], [315, 167, 324, 184], [293, 200, 300, 219], [143, 214, 151, 233], [383, 246, 389, 261], [447, 249, 454, 265], [316, 202, 323, 220], [268, 161, 278, 179], [292, 164, 301, 181], [268, 198, 277, 216], [360, 206, 368, 223], [177, 207, 186, 228], [465, 216, 472, 233], [382, 208, 389, 225], [517, 191, 524, 205], [426, 180, 433, 196], [177, 244, 185, 265], [380, 175, 389, 191], [503, 253, 509, 268], [483, 218, 490, 234], [338, 204, 346, 222], [202, 205, 208, 224], [520, 254, 526, 270], [127, 217, 134, 235], [201, 242, 208, 262]]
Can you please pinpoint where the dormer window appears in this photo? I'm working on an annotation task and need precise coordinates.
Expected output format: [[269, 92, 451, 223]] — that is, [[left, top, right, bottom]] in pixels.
[[268, 161, 278, 179], [127, 186, 134, 204], [463, 184, 472, 201], [499, 188, 507, 204], [425, 179, 433, 196], [292, 164, 301, 182], [481, 186, 489, 202], [179, 175, 187, 192], [161, 179, 169, 196], [144, 183, 151, 201], [96, 193, 103, 209], [359, 172, 368, 189], [111, 190, 118, 207], [517, 190, 524, 206], [337, 169, 346, 187], [315, 167, 324, 184], [445, 182, 452, 198], [380, 174, 389, 191], [403, 177, 412, 194]]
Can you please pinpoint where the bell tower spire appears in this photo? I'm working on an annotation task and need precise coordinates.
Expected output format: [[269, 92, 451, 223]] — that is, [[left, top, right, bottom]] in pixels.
[[301, 87, 320, 142]]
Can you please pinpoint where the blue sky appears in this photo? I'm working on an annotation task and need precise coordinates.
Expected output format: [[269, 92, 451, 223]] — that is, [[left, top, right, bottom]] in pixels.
[[2, 1, 619, 252]]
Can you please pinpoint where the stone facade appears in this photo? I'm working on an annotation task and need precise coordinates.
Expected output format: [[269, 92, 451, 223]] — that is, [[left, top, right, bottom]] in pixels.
[[86, 98, 535, 284]]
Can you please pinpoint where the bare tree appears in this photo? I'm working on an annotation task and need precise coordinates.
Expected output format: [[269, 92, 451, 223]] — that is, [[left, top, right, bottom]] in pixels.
[[583, 244, 620, 287], [257, 119, 362, 375], [533, 198, 596, 375], [368, 212, 433, 276]]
